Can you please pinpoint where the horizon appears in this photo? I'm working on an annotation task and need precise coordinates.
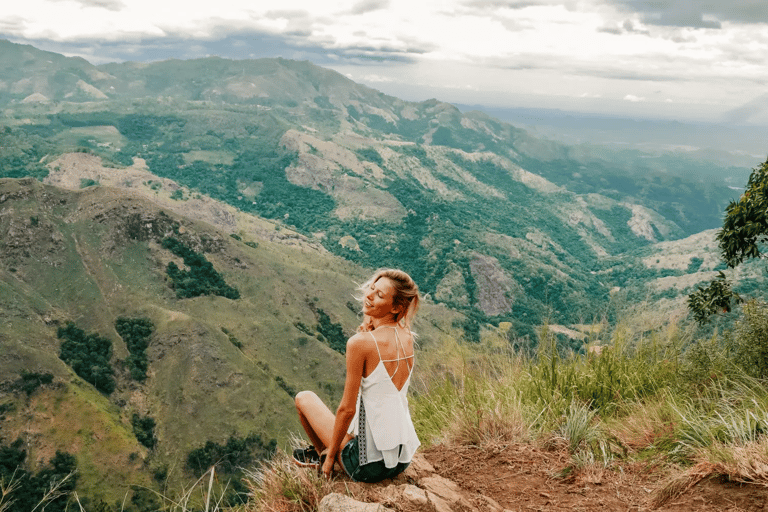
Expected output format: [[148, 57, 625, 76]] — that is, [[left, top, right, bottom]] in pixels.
[[2, 0, 768, 125]]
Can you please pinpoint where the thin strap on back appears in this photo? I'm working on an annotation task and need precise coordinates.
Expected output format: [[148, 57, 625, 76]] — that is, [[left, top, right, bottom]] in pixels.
[[394, 328, 413, 375], [374, 327, 414, 379], [369, 330, 383, 360]]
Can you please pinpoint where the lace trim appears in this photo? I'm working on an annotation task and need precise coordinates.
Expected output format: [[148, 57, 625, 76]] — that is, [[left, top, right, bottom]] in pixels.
[[358, 395, 368, 465]]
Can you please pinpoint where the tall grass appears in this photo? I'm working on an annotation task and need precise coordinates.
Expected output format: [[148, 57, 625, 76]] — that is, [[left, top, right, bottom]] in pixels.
[[412, 319, 686, 448], [412, 310, 768, 488], [243, 436, 336, 512]]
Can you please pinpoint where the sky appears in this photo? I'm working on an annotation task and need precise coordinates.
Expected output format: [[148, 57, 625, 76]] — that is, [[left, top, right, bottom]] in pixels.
[[2, 0, 768, 123]]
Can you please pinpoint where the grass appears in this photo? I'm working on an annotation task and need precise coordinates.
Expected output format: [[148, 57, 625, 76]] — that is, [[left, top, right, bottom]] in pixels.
[[244, 446, 334, 512], [408, 306, 768, 502]]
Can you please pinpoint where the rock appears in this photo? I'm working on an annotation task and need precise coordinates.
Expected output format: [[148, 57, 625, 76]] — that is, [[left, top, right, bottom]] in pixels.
[[401, 484, 429, 506], [426, 491, 454, 512], [402, 452, 435, 480], [421, 475, 476, 511], [379, 484, 429, 508], [318, 493, 392, 512], [477, 493, 505, 512]]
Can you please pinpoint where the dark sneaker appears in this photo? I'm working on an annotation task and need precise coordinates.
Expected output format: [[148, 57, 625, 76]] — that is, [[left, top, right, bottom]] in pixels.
[[293, 446, 320, 467]]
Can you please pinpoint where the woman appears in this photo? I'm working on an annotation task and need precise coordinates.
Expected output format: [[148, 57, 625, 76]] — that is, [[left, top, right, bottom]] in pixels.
[[293, 269, 421, 483]]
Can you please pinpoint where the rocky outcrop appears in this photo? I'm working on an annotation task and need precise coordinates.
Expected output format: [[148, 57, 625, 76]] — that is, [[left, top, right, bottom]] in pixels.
[[469, 253, 518, 316], [320, 453, 513, 512]]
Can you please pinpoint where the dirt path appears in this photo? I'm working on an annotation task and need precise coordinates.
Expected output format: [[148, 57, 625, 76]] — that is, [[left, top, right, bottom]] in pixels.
[[422, 443, 768, 511]]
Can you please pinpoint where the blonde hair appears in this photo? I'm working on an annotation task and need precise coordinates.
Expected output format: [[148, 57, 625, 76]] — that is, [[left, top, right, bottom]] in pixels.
[[357, 269, 420, 332]]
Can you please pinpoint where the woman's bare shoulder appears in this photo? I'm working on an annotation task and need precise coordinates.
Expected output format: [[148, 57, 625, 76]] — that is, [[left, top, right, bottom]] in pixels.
[[346, 331, 372, 352]]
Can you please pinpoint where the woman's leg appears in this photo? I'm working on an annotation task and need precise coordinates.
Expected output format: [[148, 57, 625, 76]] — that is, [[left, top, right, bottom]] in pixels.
[[295, 391, 335, 452]]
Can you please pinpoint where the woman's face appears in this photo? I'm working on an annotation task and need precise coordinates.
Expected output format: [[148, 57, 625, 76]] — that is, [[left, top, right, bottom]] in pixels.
[[363, 277, 400, 320]]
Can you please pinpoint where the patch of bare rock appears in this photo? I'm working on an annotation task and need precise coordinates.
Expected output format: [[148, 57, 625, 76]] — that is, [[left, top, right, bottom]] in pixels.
[[321, 453, 512, 512]]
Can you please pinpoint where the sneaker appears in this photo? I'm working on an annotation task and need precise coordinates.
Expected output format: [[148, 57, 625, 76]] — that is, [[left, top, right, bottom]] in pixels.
[[293, 446, 321, 467]]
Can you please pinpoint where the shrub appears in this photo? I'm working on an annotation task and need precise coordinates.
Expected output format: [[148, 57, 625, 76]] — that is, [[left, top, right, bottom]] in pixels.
[[115, 317, 154, 381], [186, 434, 277, 478], [0, 439, 77, 512], [131, 414, 156, 450], [161, 237, 240, 299], [731, 299, 768, 379], [316, 309, 346, 354], [10, 371, 53, 395], [57, 323, 115, 394]]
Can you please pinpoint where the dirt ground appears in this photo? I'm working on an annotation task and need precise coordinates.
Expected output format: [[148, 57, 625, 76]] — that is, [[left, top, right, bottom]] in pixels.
[[422, 443, 768, 512]]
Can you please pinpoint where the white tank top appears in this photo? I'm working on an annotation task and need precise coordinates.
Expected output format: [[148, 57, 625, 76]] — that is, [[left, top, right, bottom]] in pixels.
[[346, 328, 421, 468]]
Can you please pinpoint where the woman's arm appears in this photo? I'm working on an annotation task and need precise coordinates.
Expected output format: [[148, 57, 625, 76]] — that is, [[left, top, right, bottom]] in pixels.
[[322, 334, 367, 477]]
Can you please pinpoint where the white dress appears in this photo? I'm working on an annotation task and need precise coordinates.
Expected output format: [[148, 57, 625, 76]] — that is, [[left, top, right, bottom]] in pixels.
[[346, 329, 421, 468]]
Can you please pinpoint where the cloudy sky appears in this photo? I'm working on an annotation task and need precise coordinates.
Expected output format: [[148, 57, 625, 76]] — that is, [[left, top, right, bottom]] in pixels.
[[2, 0, 768, 122]]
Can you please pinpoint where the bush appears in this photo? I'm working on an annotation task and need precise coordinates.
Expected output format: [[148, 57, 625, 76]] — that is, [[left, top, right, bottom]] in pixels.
[[115, 317, 154, 381], [0, 439, 77, 512], [161, 237, 240, 299], [316, 309, 346, 354], [10, 371, 53, 395], [130, 414, 156, 450], [57, 323, 115, 394], [186, 434, 277, 478], [731, 300, 768, 379]]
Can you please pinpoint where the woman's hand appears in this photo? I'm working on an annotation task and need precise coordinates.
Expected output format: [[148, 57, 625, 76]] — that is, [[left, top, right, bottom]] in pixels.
[[321, 453, 335, 478]]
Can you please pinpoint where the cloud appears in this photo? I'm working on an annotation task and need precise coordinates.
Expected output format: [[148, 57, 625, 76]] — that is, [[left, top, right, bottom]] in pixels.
[[347, 0, 391, 15], [458, 0, 578, 10], [608, 0, 768, 28], [0, 16, 26, 35], [361, 73, 393, 82], [598, 18, 650, 35], [50, 0, 125, 11], [624, 94, 645, 102]]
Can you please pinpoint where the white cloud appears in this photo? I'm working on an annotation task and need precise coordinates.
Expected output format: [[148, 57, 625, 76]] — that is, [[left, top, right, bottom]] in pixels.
[[361, 74, 393, 82], [624, 94, 645, 102]]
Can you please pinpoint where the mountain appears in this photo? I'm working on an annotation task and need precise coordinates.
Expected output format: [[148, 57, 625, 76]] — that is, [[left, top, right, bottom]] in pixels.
[[1, 40, 749, 345]]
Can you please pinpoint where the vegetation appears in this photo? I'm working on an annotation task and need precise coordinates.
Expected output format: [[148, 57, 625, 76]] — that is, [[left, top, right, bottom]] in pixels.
[[161, 237, 240, 299], [404, 302, 768, 504], [0, 439, 77, 512], [316, 309, 347, 354], [184, 434, 277, 505], [115, 317, 154, 381], [130, 413, 157, 450], [688, 271, 740, 323], [8, 371, 54, 395], [57, 322, 116, 394], [689, 158, 768, 323], [186, 434, 277, 478], [220, 326, 243, 349]]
